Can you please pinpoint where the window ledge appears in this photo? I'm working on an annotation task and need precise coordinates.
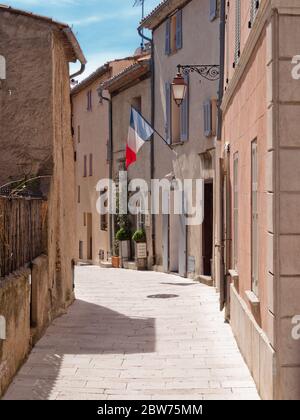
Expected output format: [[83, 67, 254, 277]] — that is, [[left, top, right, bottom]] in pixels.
[[245, 290, 260, 308], [171, 141, 186, 148]]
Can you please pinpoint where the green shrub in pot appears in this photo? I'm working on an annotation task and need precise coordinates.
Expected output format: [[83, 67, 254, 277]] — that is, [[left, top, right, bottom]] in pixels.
[[132, 229, 146, 243]]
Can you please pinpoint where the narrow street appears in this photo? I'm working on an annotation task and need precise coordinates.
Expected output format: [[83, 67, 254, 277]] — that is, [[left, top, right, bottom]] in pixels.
[[3, 267, 259, 400]]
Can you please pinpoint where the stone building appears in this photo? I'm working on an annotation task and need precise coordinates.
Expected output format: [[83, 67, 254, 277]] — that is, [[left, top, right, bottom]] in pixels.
[[139, 0, 220, 280], [71, 58, 135, 264], [219, 0, 300, 400], [0, 5, 85, 396]]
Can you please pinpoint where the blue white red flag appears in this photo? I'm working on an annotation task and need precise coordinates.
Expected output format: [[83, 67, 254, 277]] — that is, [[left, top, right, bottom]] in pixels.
[[126, 107, 154, 169]]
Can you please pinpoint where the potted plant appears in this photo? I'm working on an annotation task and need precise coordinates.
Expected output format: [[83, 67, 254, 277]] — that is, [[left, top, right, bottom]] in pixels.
[[111, 239, 120, 268], [116, 227, 131, 267], [132, 229, 147, 270]]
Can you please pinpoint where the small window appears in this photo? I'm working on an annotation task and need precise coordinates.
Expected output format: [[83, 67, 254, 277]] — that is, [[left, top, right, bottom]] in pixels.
[[77, 185, 81, 204], [89, 153, 93, 177], [83, 155, 87, 177], [87, 90, 92, 111], [131, 96, 142, 113], [83, 212, 86, 227], [203, 100, 212, 137], [79, 241, 83, 259], [165, 9, 183, 55], [209, 0, 218, 21], [78, 125, 81, 143]]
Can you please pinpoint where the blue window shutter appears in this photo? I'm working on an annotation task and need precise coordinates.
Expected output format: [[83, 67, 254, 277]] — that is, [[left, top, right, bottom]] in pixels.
[[203, 100, 212, 137], [165, 18, 171, 55], [180, 74, 189, 141], [210, 0, 217, 21], [165, 82, 171, 144], [176, 10, 183, 50]]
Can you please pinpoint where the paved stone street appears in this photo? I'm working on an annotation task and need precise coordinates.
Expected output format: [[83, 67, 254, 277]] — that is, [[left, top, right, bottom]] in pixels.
[[3, 267, 260, 400]]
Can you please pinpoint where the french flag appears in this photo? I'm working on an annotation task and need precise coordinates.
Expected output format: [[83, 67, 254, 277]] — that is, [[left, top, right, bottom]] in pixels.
[[126, 107, 154, 169]]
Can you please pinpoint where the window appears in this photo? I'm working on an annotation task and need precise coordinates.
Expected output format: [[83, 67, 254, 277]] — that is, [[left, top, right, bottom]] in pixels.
[[249, 0, 259, 28], [233, 153, 239, 270], [83, 212, 86, 227], [77, 185, 81, 204], [78, 125, 81, 143], [234, 0, 241, 66], [251, 140, 259, 296], [89, 153, 93, 177], [203, 100, 212, 137], [87, 90, 92, 111], [165, 9, 182, 55], [209, 0, 218, 21], [83, 155, 87, 177], [131, 96, 142, 113], [79, 241, 83, 259]]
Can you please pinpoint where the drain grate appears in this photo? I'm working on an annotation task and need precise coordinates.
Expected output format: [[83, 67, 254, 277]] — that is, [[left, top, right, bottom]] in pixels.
[[147, 294, 179, 299]]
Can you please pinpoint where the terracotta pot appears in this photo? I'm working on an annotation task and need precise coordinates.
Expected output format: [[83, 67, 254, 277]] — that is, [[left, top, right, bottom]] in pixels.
[[112, 256, 120, 268]]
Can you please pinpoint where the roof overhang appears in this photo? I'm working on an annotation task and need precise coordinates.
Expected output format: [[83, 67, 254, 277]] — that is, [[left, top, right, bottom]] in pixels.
[[0, 4, 86, 64], [139, 0, 191, 30]]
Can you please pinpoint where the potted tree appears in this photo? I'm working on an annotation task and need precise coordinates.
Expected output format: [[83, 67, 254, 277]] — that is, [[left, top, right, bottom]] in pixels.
[[111, 239, 120, 268], [132, 229, 147, 270], [116, 227, 131, 268]]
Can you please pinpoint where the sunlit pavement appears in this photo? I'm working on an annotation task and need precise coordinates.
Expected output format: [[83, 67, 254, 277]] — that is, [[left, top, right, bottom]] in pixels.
[[3, 266, 260, 400]]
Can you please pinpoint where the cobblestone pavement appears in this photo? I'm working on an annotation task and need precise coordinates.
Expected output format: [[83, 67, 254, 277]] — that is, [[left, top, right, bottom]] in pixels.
[[3, 266, 260, 400]]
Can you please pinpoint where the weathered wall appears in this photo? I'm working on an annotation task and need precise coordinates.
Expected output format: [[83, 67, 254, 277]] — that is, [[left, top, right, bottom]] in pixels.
[[0, 269, 31, 396], [0, 10, 53, 185], [46, 32, 76, 313]]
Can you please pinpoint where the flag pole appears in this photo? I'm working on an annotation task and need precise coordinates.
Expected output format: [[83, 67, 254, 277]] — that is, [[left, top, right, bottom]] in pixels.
[[130, 105, 178, 155]]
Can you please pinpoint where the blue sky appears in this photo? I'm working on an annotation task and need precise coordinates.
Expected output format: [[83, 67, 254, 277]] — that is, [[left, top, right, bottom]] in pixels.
[[7, 0, 161, 79]]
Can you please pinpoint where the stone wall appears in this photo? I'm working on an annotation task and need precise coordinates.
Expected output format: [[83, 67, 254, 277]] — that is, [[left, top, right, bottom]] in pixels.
[[0, 267, 31, 396]]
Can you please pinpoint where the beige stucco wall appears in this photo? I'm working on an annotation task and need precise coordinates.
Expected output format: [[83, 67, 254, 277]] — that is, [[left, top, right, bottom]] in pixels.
[[111, 76, 152, 265], [152, 0, 219, 276], [72, 76, 110, 263]]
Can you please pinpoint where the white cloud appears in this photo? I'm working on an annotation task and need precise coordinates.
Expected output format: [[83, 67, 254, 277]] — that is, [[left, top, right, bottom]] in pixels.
[[69, 9, 140, 27]]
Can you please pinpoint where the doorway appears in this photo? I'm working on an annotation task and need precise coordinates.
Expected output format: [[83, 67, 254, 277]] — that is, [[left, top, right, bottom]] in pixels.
[[87, 213, 93, 260], [202, 181, 213, 276]]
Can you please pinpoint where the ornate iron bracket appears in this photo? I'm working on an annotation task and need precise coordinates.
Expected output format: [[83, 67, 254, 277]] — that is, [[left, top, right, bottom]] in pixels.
[[177, 64, 220, 81]]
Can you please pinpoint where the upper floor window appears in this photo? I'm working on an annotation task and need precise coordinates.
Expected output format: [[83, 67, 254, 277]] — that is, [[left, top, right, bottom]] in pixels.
[[87, 90, 92, 111], [165, 9, 182, 55], [77, 125, 81, 143], [209, 0, 218, 21], [89, 153, 93, 177], [83, 155, 87, 177]]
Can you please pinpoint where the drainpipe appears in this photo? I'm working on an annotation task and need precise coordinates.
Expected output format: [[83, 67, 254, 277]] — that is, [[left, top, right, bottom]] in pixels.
[[99, 88, 113, 258], [138, 26, 156, 266], [70, 62, 86, 80], [217, 0, 226, 140]]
